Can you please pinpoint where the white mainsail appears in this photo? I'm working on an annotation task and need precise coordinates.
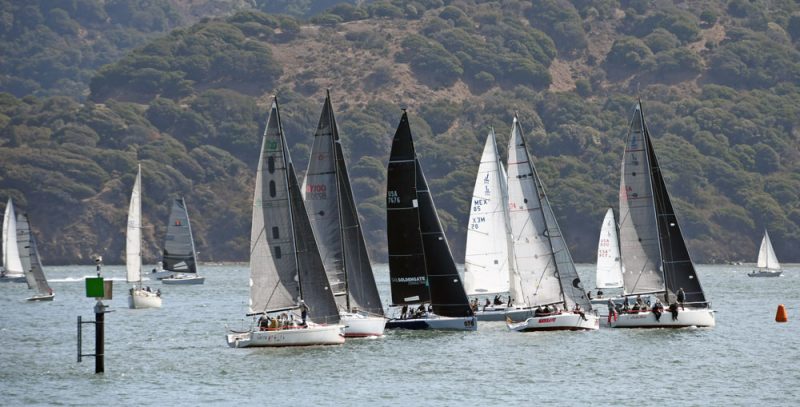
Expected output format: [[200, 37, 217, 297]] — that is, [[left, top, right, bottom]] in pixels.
[[126, 164, 142, 284], [2, 198, 24, 278], [464, 129, 512, 296], [756, 230, 780, 271], [506, 117, 562, 307], [595, 208, 623, 289]]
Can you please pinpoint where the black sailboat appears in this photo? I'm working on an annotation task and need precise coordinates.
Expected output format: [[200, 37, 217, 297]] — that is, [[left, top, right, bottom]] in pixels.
[[385, 111, 476, 331]]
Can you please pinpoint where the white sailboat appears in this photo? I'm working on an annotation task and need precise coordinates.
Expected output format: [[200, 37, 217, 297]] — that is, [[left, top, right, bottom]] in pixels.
[[384, 111, 477, 331], [1, 198, 25, 282], [504, 116, 598, 332], [747, 230, 781, 277], [17, 213, 54, 301], [611, 102, 714, 328], [591, 208, 624, 306], [160, 198, 205, 285], [463, 129, 530, 321], [127, 164, 162, 309], [226, 98, 344, 348], [303, 91, 385, 337]]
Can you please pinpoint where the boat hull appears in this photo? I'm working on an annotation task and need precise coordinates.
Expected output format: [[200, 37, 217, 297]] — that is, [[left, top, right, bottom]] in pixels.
[[161, 275, 205, 285], [149, 270, 174, 280], [128, 289, 162, 309], [610, 308, 715, 328], [385, 315, 477, 331], [226, 324, 345, 348], [26, 293, 55, 301], [747, 270, 782, 277], [341, 312, 386, 337], [507, 312, 599, 332], [475, 307, 533, 322]]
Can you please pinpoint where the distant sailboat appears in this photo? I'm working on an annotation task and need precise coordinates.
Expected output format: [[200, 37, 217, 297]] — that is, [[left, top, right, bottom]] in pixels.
[[127, 164, 163, 309], [747, 230, 781, 277], [17, 213, 54, 301], [463, 129, 529, 321], [303, 91, 385, 337], [612, 101, 715, 328], [591, 208, 624, 306], [384, 111, 477, 331], [226, 98, 344, 348], [503, 116, 598, 332], [161, 198, 205, 285], [1, 198, 25, 282]]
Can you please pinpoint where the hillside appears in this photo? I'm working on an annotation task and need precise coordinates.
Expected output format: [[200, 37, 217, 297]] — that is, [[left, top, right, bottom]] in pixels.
[[1, 0, 800, 265]]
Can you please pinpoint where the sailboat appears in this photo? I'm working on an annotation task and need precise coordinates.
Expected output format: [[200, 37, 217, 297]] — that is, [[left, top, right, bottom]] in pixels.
[[1, 198, 25, 282], [503, 116, 598, 332], [160, 198, 205, 285], [591, 208, 624, 306], [127, 164, 163, 309], [17, 213, 54, 301], [747, 230, 782, 277], [611, 101, 715, 328], [226, 97, 344, 348], [303, 91, 386, 337], [463, 129, 530, 321], [384, 111, 477, 331]]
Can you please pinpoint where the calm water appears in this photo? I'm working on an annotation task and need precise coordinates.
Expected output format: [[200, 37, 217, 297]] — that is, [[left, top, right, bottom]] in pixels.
[[1, 264, 799, 406]]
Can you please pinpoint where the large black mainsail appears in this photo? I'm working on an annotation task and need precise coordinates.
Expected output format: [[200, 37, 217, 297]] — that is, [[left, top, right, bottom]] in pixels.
[[303, 91, 384, 316], [162, 198, 198, 274], [386, 111, 472, 318], [619, 102, 706, 304]]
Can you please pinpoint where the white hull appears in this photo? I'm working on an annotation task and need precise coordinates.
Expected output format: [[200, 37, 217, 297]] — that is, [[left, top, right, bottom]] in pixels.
[[475, 306, 533, 321], [747, 270, 782, 277], [507, 312, 599, 332], [161, 274, 205, 285], [226, 323, 345, 348], [385, 314, 477, 331], [150, 270, 174, 280], [128, 289, 162, 309], [610, 308, 715, 328], [26, 293, 55, 302], [341, 312, 386, 337]]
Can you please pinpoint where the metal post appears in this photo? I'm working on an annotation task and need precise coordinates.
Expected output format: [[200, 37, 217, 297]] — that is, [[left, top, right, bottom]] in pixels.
[[77, 316, 82, 363], [94, 300, 104, 374]]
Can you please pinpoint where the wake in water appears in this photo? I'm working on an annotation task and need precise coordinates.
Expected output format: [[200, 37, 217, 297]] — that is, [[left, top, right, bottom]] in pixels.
[[49, 276, 131, 283]]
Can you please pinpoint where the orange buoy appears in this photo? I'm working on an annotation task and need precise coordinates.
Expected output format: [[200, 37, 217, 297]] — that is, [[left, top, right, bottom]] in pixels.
[[776, 304, 788, 323]]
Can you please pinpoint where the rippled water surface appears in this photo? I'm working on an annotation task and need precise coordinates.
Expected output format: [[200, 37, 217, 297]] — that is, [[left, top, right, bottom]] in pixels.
[[1, 264, 799, 406]]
